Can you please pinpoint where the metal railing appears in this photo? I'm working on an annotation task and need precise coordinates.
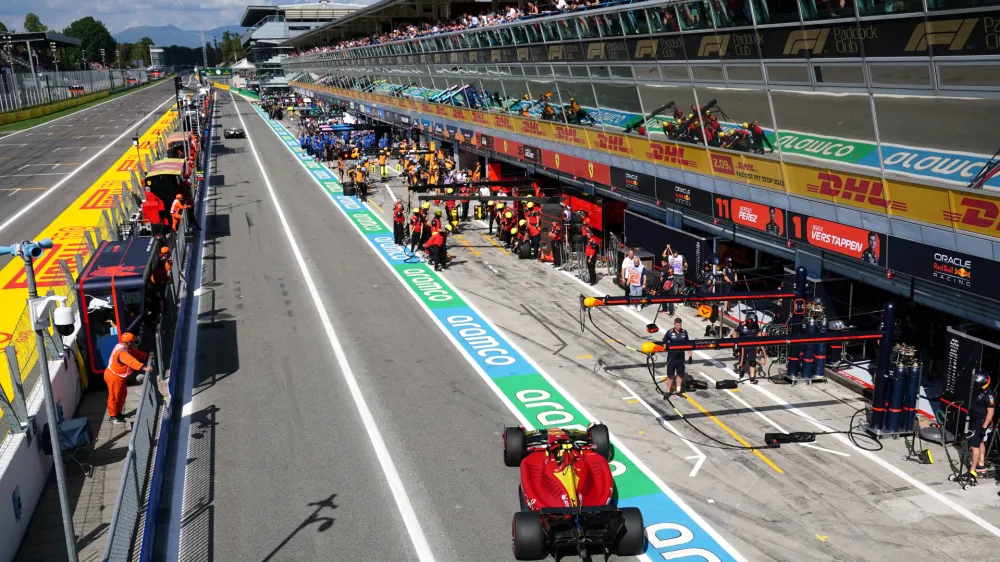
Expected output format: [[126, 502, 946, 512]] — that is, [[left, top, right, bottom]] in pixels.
[[0, 69, 151, 115], [101, 349, 162, 562]]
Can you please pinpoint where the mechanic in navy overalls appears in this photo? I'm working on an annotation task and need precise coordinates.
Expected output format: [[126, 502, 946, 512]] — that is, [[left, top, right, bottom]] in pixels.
[[663, 318, 693, 397], [736, 312, 762, 384], [968, 371, 996, 480]]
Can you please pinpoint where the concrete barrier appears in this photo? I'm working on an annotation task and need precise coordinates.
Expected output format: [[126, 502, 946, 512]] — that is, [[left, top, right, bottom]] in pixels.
[[0, 328, 82, 559]]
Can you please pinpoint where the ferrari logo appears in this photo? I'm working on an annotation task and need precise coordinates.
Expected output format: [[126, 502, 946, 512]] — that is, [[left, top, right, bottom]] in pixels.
[[554, 153, 560, 168], [588, 162, 594, 178], [504, 140, 508, 152]]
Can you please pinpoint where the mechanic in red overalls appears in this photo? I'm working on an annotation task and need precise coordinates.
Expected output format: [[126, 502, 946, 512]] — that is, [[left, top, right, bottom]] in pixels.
[[424, 229, 445, 271], [548, 221, 564, 266], [409, 209, 424, 254], [585, 236, 600, 286], [392, 199, 406, 245]]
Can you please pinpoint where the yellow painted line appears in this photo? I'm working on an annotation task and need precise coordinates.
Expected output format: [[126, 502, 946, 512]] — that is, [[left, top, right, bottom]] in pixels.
[[683, 394, 784, 474], [0, 108, 178, 400], [626, 399, 639, 405], [576, 354, 592, 359], [481, 233, 509, 255], [816, 534, 829, 542], [369, 201, 383, 213]]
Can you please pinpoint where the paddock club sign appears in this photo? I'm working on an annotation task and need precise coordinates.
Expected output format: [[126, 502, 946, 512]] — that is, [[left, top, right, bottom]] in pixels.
[[331, 10, 1000, 67]]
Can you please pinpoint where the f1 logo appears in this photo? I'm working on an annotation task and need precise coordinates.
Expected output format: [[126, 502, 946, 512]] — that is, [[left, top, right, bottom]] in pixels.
[[698, 35, 729, 57], [548, 46, 565, 61], [783, 29, 830, 55], [517, 48, 529, 61], [633, 39, 657, 59], [587, 43, 605, 60], [905, 19, 977, 51]]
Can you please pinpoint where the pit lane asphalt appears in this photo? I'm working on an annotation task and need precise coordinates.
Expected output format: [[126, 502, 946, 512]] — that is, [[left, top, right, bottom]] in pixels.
[[0, 78, 176, 264], [156, 92, 576, 561]]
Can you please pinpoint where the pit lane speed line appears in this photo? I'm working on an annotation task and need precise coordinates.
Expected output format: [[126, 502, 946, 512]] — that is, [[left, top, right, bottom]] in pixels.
[[244, 94, 746, 562]]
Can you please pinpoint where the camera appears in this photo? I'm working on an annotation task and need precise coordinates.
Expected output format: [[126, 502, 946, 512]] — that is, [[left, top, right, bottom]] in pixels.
[[54, 306, 76, 338]]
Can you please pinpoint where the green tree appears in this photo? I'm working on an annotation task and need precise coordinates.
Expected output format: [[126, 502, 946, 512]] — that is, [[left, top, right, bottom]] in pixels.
[[0, 21, 8, 33], [62, 17, 115, 64], [24, 13, 47, 33]]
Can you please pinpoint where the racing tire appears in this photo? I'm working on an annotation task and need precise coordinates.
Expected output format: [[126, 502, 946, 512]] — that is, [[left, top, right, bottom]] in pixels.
[[588, 423, 611, 460], [344, 184, 357, 197], [518, 243, 532, 260], [616, 507, 645, 556], [504, 427, 527, 467], [512, 512, 546, 561]]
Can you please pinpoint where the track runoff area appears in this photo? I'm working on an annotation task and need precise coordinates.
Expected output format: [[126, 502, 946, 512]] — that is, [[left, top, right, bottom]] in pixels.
[[228, 90, 1000, 561], [0, 100, 176, 399]]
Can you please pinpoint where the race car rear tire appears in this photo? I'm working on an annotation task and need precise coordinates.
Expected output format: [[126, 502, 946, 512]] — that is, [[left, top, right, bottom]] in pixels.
[[588, 423, 611, 460], [616, 507, 645, 556], [504, 427, 526, 467], [512, 512, 546, 561]]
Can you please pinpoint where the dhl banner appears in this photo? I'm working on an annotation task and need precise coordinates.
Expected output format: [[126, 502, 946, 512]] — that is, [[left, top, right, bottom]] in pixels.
[[0, 108, 177, 400], [212, 81, 231, 91], [297, 82, 1000, 240]]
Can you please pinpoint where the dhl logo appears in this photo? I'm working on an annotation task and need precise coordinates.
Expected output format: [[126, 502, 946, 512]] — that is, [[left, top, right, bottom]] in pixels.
[[548, 45, 565, 61], [3, 241, 88, 290], [805, 172, 906, 210], [116, 159, 137, 173], [646, 143, 697, 168], [784, 29, 830, 56], [633, 39, 657, 59], [905, 19, 976, 51], [587, 43, 605, 60], [79, 188, 117, 210], [945, 196, 1000, 231], [451, 108, 466, 119], [493, 116, 515, 131], [435, 105, 448, 116], [471, 112, 491, 125], [521, 121, 543, 136], [596, 133, 632, 155], [698, 35, 729, 57], [553, 125, 584, 144]]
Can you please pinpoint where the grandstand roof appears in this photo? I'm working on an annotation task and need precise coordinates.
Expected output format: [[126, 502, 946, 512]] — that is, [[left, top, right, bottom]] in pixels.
[[240, 1, 367, 27], [283, 0, 499, 50], [0, 31, 81, 47]]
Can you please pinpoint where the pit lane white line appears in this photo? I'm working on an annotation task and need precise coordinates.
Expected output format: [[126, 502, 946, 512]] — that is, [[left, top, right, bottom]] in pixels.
[[0, 94, 174, 238], [562, 269, 1000, 539], [695, 370, 849, 458], [617, 380, 706, 477], [231, 92, 436, 561]]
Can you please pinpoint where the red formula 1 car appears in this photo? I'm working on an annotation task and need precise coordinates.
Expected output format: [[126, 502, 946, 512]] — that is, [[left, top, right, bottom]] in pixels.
[[503, 424, 645, 560]]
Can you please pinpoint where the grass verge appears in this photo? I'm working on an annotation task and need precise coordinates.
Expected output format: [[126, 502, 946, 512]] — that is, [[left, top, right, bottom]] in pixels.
[[0, 76, 172, 136]]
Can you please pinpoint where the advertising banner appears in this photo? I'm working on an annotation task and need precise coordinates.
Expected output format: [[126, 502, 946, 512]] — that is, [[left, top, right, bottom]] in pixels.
[[657, 181, 714, 217], [715, 195, 785, 237], [887, 237, 1000, 301], [610, 166, 656, 200], [787, 212, 886, 266]]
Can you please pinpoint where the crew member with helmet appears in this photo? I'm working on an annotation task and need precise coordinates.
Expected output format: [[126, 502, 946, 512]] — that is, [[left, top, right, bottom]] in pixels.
[[585, 235, 600, 285], [663, 318, 693, 396], [721, 257, 738, 314], [968, 371, 995, 480], [104, 332, 152, 424], [736, 312, 762, 384], [548, 221, 564, 266], [409, 209, 424, 254]]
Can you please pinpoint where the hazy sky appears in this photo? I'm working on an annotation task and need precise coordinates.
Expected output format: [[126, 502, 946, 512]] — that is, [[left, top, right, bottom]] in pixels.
[[0, 0, 370, 34]]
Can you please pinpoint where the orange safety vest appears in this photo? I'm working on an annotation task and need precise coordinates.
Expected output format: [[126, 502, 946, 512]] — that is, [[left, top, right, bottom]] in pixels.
[[170, 199, 185, 216], [107, 344, 143, 378]]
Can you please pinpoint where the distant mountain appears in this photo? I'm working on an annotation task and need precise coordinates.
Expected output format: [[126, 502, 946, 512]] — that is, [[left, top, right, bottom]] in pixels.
[[114, 25, 243, 48]]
